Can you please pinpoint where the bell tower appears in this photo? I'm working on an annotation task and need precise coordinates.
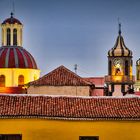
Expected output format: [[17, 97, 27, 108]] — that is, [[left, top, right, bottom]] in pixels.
[[105, 23, 135, 96], [1, 12, 23, 46]]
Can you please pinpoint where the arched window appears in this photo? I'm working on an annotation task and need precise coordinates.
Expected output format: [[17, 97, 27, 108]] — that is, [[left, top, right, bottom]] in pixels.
[[20, 29, 22, 43], [7, 28, 11, 45], [13, 29, 17, 45], [0, 75, 5, 87], [109, 61, 112, 75], [18, 75, 24, 86], [125, 60, 129, 75]]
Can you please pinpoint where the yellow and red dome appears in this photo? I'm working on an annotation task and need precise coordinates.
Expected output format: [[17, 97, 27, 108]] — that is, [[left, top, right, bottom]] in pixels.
[[0, 46, 37, 69]]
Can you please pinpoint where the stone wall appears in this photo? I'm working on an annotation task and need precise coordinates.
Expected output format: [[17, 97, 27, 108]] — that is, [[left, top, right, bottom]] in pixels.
[[27, 86, 90, 96]]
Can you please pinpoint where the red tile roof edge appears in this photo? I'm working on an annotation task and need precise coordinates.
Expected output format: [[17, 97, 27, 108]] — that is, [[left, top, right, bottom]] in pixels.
[[0, 95, 139, 120], [0, 116, 139, 121]]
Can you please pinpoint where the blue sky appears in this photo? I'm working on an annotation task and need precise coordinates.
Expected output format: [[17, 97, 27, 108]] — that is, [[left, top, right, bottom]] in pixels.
[[0, 0, 140, 77]]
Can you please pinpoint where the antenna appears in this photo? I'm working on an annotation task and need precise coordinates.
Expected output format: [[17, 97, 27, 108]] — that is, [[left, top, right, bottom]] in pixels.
[[11, 0, 15, 15], [74, 64, 78, 74]]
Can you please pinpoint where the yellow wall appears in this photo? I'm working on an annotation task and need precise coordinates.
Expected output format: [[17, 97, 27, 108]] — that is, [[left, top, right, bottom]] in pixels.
[[27, 86, 90, 96], [0, 119, 139, 140], [0, 68, 40, 87]]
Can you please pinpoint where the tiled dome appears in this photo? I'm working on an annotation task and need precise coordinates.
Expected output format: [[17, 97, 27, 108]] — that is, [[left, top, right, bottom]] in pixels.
[[108, 35, 132, 57], [0, 46, 37, 69], [2, 13, 22, 25], [2, 17, 22, 25]]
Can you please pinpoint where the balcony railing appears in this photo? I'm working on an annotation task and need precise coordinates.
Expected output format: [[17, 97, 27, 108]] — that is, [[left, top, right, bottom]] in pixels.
[[105, 75, 135, 84]]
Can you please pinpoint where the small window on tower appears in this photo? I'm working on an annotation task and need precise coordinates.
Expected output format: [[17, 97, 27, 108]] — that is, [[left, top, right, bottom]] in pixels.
[[125, 60, 129, 75], [137, 71, 140, 80], [7, 28, 11, 46], [18, 75, 24, 86], [13, 29, 17, 45], [109, 60, 112, 75]]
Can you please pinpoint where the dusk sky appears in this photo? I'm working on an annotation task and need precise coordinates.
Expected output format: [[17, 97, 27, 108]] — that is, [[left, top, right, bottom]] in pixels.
[[0, 0, 140, 77]]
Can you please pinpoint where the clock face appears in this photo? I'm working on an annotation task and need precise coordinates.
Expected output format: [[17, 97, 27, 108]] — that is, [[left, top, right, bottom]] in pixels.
[[113, 58, 122, 67]]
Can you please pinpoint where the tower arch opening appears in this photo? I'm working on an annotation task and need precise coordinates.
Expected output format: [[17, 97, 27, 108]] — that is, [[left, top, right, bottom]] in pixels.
[[7, 28, 11, 46], [13, 28, 17, 45]]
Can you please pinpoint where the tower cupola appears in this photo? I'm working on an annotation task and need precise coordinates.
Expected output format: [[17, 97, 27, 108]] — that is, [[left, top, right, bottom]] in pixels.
[[1, 13, 23, 46]]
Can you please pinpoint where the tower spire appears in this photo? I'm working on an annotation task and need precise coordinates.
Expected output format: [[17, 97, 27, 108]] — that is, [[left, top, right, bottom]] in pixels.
[[118, 18, 121, 35]]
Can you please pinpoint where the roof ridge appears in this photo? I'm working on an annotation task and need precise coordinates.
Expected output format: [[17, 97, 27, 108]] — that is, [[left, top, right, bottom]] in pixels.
[[29, 65, 92, 86]]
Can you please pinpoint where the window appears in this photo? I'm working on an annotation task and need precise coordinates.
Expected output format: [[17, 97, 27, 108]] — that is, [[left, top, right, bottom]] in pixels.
[[109, 60, 112, 75], [79, 136, 99, 140], [20, 29, 22, 45], [137, 70, 140, 80], [13, 29, 17, 45], [18, 75, 24, 86], [0, 135, 22, 140], [7, 28, 11, 45], [125, 60, 129, 75], [0, 75, 5, 87]]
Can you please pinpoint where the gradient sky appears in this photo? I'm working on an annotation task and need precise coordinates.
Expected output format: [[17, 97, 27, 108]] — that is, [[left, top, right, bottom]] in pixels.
[[0, 0, 140, 77]]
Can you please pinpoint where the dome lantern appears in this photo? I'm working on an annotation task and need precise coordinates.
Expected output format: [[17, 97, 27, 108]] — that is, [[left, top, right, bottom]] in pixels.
[[1, 13, 23, 46]]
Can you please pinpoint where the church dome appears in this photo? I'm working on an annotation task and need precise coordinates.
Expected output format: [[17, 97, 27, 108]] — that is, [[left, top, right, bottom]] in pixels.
[[0, 46, 37, 69], [2, 13, 22, 25], [108, 24, 132, 57]]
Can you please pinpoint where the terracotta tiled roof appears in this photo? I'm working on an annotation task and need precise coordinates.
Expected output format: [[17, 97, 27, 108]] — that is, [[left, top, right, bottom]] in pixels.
[[0, 95, 140, 120], [29, 65, 92, 86]]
